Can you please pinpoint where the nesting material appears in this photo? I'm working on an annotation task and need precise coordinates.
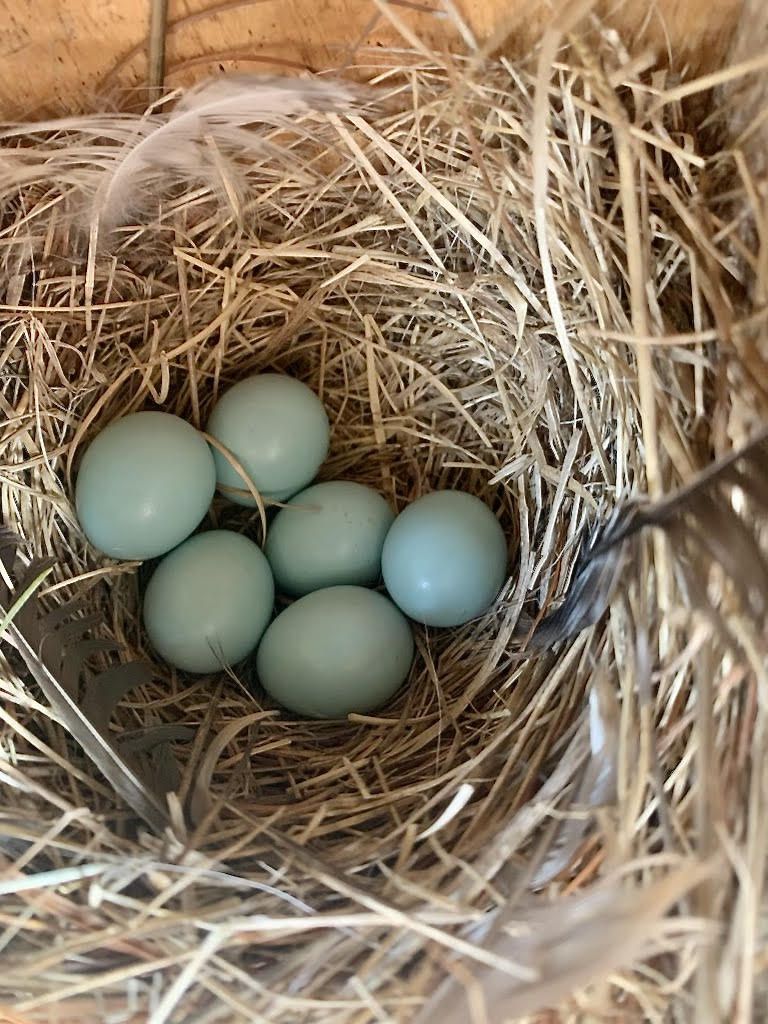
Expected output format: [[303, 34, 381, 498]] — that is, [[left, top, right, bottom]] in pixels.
[[0, 12, 767, 1024]]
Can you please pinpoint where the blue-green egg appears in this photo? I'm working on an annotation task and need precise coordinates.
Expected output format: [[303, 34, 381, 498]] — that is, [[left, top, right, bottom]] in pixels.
[[206, 373, 330, 505], [143, 530, 275, 674], [256, 586, 414, 718], [75, 411, 216, 560], [265, 481, 394, 596], [381, 490, 508, 627]]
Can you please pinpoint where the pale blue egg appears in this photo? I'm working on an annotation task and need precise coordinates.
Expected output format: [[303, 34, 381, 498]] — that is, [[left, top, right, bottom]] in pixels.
[[206, 373, 330, 505], [265, 481, 395, 596], [256, 586, 414, 718], [381, 490, 507, 627], [143, 530, 275, 674], [75, 411, 216, 560]]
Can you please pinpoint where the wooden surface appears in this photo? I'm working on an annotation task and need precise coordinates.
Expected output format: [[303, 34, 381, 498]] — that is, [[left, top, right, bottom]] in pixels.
[[0, 0, 743, 117]]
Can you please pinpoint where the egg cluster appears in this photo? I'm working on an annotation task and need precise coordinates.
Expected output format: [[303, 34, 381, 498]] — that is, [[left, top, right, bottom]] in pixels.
[[75, 374, 508, 719]]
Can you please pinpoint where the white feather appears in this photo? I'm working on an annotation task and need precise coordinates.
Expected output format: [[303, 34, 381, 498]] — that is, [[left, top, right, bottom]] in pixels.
[[98, 75, 364, 232], [2, 74, 366, 235]]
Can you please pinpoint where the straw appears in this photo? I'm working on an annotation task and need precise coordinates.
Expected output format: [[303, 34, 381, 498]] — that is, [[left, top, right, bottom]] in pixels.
[[0, 9, 766, 1022]]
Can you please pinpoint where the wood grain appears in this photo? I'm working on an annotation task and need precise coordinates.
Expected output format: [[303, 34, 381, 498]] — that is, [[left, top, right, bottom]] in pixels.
[[0, 0, 742, 117]]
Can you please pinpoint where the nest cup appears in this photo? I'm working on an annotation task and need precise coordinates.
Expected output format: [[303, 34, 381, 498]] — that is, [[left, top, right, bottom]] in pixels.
[[1, 10, 767, 1023]]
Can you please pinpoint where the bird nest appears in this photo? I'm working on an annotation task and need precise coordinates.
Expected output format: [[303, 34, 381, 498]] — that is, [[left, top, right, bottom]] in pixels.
[[1, 9, 767, 1024]]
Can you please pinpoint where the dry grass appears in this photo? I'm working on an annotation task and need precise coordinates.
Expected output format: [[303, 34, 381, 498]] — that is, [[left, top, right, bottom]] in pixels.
[[0, 6, 766, 1022]]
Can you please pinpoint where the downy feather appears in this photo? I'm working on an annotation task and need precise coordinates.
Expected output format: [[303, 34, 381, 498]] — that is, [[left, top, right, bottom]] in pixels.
[[0, 74, 366, 235]]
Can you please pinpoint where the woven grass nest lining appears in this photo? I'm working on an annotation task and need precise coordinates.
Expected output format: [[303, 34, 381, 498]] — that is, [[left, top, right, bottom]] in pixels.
[[1, 15, 767, 1024]]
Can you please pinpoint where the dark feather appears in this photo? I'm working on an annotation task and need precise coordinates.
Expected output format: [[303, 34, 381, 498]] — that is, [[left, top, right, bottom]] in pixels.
[[40, 596, 91, 631], [0, 534, 183, 832], [117, 724, 195, 797], [529, 426, 768, 649], [525, 503, 640, 649], [118, 724, 195, 754], [681, 496, 768, 616], [81, 662, 156, 735], [39, 614, 105, 674]]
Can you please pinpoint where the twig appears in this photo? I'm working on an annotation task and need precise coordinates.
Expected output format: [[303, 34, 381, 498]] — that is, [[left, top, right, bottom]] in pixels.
[[148, 0, 170, 102]]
